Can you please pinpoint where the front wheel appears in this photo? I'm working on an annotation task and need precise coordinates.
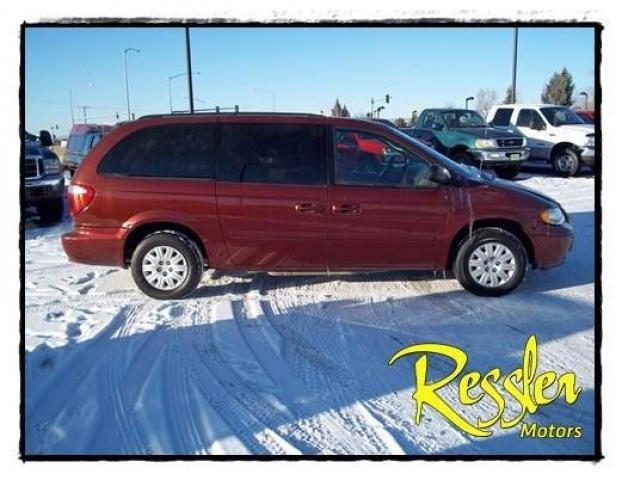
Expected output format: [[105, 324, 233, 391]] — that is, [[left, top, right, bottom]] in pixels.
[[453, 228, 527, 296], [37, 198, 64, 223], [130, 232, 203, 300], [493, 164, 522, 180], [451, 151, 475, 166]]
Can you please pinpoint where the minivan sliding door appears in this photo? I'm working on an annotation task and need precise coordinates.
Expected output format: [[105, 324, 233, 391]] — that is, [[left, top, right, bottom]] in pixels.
[[215, 119, 329, 271]]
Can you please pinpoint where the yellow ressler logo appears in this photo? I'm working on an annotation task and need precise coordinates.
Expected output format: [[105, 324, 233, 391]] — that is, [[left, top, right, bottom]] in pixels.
[[388, 335, 581, 437]]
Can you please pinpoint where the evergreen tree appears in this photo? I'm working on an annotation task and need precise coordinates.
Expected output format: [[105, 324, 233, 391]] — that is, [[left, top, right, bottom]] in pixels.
[[541, 68, 575, 106], [341, 104, 351, 118], [331, 99, 343, 117]]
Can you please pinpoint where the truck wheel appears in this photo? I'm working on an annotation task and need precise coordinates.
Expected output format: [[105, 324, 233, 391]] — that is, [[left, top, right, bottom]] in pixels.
[[130, 232, 203, 300], [494, 165, 522, 180], [452, 151, 475, 166], [453, 228, 527, 296], [552, 147, 580, 176], [37, 198, 64, 223]]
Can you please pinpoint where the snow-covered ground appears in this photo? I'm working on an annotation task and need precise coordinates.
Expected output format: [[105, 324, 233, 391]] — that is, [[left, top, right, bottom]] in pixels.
[[24, 168, 596, 456]]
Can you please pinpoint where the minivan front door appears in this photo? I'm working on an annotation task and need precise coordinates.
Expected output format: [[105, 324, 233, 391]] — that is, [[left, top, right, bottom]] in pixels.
[[215, 120, 328, 271], [327, 128, 450, 270]]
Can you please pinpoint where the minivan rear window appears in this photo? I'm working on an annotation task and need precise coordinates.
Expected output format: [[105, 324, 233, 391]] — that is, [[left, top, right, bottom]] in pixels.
[[218, 123, 326, 185], [99, 124, 216, 179]]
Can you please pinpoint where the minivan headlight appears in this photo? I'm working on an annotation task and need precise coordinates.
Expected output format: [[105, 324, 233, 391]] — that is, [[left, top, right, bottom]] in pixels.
[[475, 139, 497, 149], [540, 207, 565, 226], [42, 157, 62, 175]]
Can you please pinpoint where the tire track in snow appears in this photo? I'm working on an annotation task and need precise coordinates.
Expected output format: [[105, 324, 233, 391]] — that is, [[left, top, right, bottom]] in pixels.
[[261, 298, 406, 454], [184, 301, 303, 454]]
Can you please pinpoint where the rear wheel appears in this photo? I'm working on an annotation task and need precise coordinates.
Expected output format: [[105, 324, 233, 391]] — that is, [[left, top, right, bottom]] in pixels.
[[37, 198, 64, 223], [453, 228, 527, 296], [552, 146, 580, 176], [130, 232, 203, 300], [494, 164, 522, 180]]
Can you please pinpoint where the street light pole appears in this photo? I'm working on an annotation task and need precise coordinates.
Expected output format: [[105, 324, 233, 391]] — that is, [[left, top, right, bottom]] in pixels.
[[511, 27, 519, 103], [69, 89, 75, 125], [465, 96, 474, 109], [185, 27, 195, 114], [579, 91, 589, 109], [168, 72, 201, 113], [123, 47, 140, 121]]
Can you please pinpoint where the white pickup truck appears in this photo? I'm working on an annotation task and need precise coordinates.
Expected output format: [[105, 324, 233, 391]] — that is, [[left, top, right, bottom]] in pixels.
[[487, 104, 595, 176]]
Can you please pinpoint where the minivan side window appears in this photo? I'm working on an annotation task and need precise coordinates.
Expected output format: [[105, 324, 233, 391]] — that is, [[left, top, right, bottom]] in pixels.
[[99, 124, 216, 178], [218, 123, 326, 185], [491, 108, 513, 126], [334, 129, 436, 188]]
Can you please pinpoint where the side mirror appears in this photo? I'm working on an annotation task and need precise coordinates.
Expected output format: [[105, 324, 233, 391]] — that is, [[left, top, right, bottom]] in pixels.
[[39, 130, 53, 147], [431, 122, 444, 131], [529, 120, 546, 131], [429, 164, 451, 184]]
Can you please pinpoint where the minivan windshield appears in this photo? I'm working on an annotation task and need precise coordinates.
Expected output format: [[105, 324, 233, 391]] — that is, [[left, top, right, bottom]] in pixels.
[[388, 126, 478, 180], [540, 107, 585, 126]]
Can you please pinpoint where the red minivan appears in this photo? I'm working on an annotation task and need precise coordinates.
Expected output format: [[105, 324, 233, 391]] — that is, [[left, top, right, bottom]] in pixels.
[[62, 113, 573, 299]]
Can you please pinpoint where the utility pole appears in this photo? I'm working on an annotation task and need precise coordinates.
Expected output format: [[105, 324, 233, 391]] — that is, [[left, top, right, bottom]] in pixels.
[[123, 47, 140, 121], [511, 27, 518, 103], [185, 27, 195, 114], [76, 105, 91, 123]]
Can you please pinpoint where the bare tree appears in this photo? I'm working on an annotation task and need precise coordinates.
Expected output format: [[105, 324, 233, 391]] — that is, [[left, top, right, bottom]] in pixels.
[[474, 89, 498, 117], [394, 117, 407, 128]]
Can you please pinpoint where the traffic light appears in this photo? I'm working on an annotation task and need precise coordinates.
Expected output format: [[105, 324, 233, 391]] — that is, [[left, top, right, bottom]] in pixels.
[[385, 94, 391, 104]]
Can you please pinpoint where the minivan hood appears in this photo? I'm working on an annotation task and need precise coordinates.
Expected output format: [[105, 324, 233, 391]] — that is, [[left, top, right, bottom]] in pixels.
[[466, 170, 559, 207]]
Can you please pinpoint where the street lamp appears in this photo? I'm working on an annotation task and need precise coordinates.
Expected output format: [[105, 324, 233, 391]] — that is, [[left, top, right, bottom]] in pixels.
[[465, 96, 474, 109], [256, 89, 276, 112], [375, 105, 386, 118], [123, 47, 141, 121], [579, 91, 589, 110], [168, 71, 201, 112]]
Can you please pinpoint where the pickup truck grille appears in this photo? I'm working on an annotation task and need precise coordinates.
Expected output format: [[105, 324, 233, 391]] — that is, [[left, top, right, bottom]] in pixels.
[[25, 157, 41, 179], [497, 138, 524, 148]]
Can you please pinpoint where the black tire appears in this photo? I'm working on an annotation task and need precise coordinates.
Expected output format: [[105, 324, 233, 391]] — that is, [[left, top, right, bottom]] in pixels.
[[453, 227, 527, 297], [130, 232, 203, 300], [552, 146, 580, 177], [493, 164, 522, 180], [37, 198, 64, 223], [451, 150, 475, 166]]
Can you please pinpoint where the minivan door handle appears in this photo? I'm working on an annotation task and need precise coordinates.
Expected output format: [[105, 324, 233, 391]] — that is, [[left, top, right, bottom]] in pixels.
[[332, 203, 361, 215], [294, 203, 324, 214]]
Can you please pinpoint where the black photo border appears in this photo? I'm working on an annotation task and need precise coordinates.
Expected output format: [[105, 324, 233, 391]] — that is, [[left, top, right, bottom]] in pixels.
[[19, 18, 603, 462]]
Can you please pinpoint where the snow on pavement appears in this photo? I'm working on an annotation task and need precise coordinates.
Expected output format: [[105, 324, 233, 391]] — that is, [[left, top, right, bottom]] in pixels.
[[23, 172, 596, 455]]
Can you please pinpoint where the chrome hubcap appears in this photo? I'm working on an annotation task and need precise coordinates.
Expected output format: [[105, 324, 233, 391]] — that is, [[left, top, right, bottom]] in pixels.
[[142, 246, 188, 291], [557, 154, 572, 171], [468, 242, 516, 288]]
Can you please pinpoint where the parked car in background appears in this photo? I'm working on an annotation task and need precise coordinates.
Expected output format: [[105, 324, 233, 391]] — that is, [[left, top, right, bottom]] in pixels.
[[488, 104, 595, 176], [62, 113, 572, 299], [398, 127, 438, 150], [412, 108, 529, 179], [63, 124, 114, 177], [24, 133, 65, 223], [575, 109, 595, 124]]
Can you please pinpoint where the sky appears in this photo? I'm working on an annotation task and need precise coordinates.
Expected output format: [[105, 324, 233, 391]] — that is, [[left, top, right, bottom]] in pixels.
[[25, 26, 595, 136]]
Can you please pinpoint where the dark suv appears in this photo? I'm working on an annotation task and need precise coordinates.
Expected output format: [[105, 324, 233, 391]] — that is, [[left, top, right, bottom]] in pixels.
[[62, 113, 573, 299], [24, 140, 65, 223]]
